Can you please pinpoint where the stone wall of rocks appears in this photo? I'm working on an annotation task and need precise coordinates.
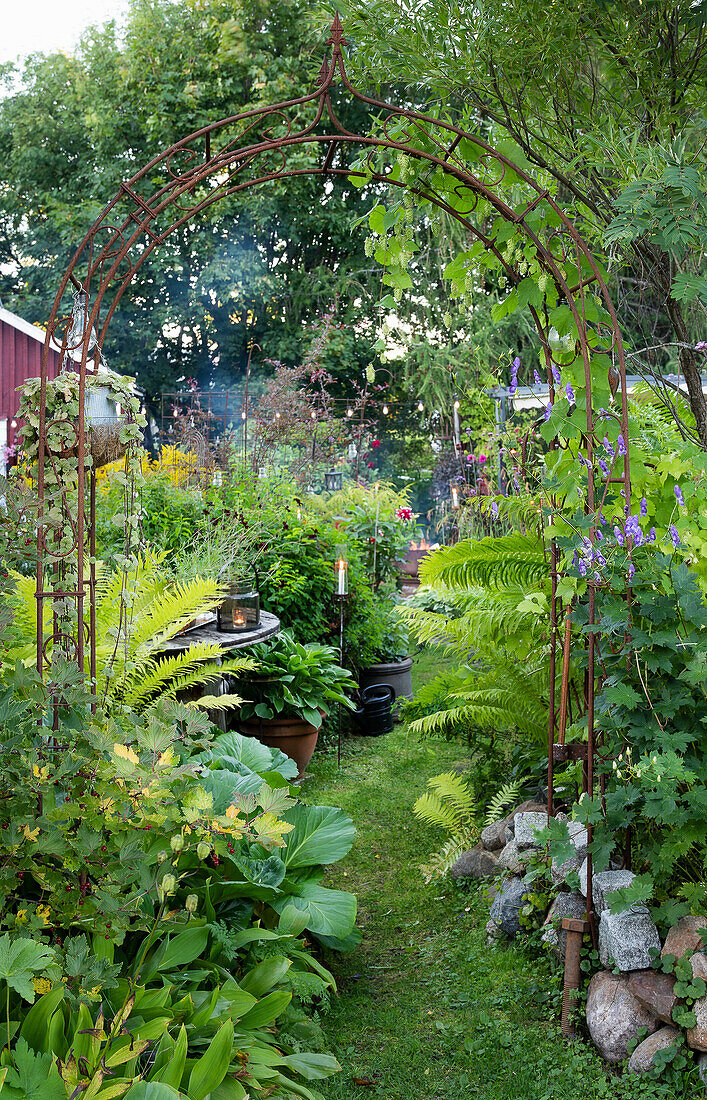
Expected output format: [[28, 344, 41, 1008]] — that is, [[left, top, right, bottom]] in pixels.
[[451, 806, 707, 1079]]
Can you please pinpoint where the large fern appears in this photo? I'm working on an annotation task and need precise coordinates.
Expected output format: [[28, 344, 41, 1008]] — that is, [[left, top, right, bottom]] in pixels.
[[414, 772, 524, 880], [5, 553, 256, 708]]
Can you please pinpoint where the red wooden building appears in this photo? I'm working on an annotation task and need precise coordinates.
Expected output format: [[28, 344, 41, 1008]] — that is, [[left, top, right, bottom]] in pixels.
[[0, 304, 62, 471]]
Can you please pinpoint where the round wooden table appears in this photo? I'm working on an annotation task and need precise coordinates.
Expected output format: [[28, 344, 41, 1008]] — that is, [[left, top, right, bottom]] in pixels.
[[161, 610, 281, 729]]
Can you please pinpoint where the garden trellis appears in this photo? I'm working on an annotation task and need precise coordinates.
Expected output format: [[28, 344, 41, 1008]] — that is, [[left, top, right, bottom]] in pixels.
[[35, 12, 633, 933]]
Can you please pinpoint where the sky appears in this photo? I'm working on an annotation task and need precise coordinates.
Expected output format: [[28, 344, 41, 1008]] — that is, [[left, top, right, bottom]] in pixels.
[[0, 0, 131, 64]]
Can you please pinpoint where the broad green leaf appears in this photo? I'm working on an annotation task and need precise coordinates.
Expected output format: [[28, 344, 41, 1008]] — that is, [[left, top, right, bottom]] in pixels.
[[240, 956, 291, 998], [281, 1052, 341, 1080], [281, 806, 355, 868], [237, 991, 291, 1029], [20, 986, 65, 1052], [271, 884, 357, 940], [154, 1024, 187, 1088]]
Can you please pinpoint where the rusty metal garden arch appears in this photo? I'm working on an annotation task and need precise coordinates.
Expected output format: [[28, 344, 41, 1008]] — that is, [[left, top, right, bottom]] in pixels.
[[37, 13, 632, 930]]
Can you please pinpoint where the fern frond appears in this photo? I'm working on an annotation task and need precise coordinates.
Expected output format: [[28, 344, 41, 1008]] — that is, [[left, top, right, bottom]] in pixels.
[[426, 772, 476, 822], [419, 535, 546, 590], [484, 780, 523, 827], [420, 827, 478, 882], [185, 693, 244, 711], [413, 790, 462, 832]]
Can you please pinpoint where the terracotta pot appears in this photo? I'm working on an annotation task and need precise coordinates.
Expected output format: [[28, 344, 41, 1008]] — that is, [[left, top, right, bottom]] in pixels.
[[239, 715, 319, 779]]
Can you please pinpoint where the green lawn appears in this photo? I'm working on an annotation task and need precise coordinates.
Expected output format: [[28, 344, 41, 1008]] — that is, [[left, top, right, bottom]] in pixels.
[[302, 653, 699, 1100]]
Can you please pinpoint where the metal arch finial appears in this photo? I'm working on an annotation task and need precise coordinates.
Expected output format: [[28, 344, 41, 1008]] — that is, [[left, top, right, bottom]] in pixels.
[[326, 11, 349, 50], [317, 58, 330, 87]]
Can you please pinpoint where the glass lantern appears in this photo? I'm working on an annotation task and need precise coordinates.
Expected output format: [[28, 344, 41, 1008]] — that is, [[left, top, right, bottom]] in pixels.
[[450, 482, 461, 510], [334, 544, 348, 596], [324, 469, 343, 492], [217, 572, 261, 633]]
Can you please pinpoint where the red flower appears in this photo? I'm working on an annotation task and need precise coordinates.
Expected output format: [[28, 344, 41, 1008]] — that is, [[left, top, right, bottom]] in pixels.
[[367, 461, 374, 468], [371, 439, 381, 448]]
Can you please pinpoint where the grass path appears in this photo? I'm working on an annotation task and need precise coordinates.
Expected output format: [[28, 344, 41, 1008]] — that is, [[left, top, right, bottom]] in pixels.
[[303, 658, 691, 1100]]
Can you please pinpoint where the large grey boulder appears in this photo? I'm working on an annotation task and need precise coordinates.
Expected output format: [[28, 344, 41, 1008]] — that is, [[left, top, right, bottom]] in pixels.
[[599, 907, 661, 971], [593, 869, 636, 914], [449, 846, 498, 881], [480, 819, 507, 852], [551, 852, 582, 885], [555, 812, 589, 859], [497, 838, 532, 874], [503, 801, 547, 836], [628, 1027, 681, 1074], [627, 970, 677, 1024], [586, 971, 657, 1063], [514, 812, 548, 850], [541, 891, 586, 958], [489, 876, 529, 938]]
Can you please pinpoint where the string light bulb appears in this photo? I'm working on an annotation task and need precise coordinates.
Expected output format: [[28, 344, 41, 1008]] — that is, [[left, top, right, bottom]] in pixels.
[[10, 419, 17, 428], [417, 401, 424, 412], [275, 412, 281, 420], [241, 411, 246, 420], [382, 404, 389, 415], [310, 411, 316, 420], [454, 400, 460, 410], [346, 408, 353, 418]]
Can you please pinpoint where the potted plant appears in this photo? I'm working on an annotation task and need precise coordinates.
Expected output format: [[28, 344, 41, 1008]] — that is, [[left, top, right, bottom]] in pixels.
[[235, 631, 356, 777], [357, 603, 413, 711]]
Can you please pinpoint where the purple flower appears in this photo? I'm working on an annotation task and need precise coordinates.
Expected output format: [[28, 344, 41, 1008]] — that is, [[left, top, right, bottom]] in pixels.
[[565, 383, 575, 404], [551, 364, 561, 384], [597, 458, 609, 477], [669, 524, 681, 548], [596, 529, 603, 541], [695, 341, 707, 352], [544, 404, 552, 422], [578, 560, 587, 577], [648, 527, 656, 543], [595, 550, 606, 567], [613, 526, 625, 546], [617, 434, 627, 456], [598, 408, 609, 418], [640, 497, 647, 517], [598, 512, 607, 525], [674, 484, 685, 507], [627, 563, 635, 581], [509, 357, 520, 396], [603, 437, 615, 459], [533, 369, 542, 386], [491, 501, 499, 517]]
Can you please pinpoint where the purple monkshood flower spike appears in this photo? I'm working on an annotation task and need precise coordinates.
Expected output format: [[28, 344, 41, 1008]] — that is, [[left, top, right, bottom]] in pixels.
[[674, 484, 685, 507], [565, 383, 575, 404], [618, 434, 627, 456], [533, 369, 542, 386], [640, 497, 647, 517], [578, 560, 587, 577], [491, 501, 499, 517], [597, 458, 609, 477], [614, 526, 625, 546], [544, 404, 552, 422], [627, 563, 635, 581], [596, 529, 603, 541], [670, 524, 681, 548], [648, 527, 656, 543], [603, 437, 615, 459], [551, 365, 561, 384], [598, 512, 607, 525]]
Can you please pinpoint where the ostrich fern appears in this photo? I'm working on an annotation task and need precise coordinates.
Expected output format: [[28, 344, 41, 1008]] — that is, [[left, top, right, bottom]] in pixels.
[[414, 772, 523, 880], [5, 553, 255, 709]]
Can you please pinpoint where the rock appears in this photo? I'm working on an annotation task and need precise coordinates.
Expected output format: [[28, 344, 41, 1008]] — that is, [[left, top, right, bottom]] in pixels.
[[486, 918, 501, 943], [555, 812, 589, 858], [687, 997, 707, 1051], [662, 915, 707, 959], [480, 820, 508, 852], [599, 907, 661, 971], [578, 857, 588, 896], [593, 870, 636, 914], [503, 801, 546, 835], [489, 876, 529, 938], [514, 812, 548, 850], [627, 971, 677, 1024], [692, 952, 707, 981], [449, 846, 499, 881], [586, 971, 658, 1063], [551, 852, 582, 885], [504, 825, 514, 844], [497, 838, 532, 874], [628, 1027, 681, 1074], [698, 1051, 707, 1086], [541, 891, 586, 957]]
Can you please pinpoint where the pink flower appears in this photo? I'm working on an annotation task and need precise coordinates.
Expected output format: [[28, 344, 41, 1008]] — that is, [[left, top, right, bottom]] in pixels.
[[396, 506, 413, 521], [371, 439, 381, 448], [367, 461, 374, 468], [478, 453, 488, 464], [466, 453, 475, 462]]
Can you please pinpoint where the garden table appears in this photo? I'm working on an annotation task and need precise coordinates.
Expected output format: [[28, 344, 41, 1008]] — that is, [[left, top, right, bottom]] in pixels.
[[159, 610, 281, 730]]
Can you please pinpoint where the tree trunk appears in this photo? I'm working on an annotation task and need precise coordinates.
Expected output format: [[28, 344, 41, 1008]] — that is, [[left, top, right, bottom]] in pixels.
[[665, 294, 707, 449]]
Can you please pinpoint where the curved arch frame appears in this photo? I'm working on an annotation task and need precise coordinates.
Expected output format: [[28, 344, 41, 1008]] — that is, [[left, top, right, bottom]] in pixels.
[[37, 14, 632, 929]]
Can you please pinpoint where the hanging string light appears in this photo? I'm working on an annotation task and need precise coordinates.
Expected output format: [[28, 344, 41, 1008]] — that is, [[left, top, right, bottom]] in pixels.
[[417, 401, 424, 412], [382, 404, 389, 415]]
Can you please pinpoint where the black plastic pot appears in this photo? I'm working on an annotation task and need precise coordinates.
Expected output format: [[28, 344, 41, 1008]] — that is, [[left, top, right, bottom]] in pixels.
[[351, 684, 395, 737]]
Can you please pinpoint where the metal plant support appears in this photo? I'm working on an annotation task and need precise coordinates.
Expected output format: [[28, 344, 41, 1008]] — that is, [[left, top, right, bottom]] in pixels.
[[37, 14, 632, 934]]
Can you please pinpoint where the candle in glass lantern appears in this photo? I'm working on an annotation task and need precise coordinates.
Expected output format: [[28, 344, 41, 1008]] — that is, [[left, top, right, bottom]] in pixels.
[[335, 545, 348, 595], [451, 485, 460, 510]]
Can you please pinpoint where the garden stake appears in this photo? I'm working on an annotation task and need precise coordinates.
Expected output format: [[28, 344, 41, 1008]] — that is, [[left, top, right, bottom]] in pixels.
[[560, 917, 588, 1037]]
